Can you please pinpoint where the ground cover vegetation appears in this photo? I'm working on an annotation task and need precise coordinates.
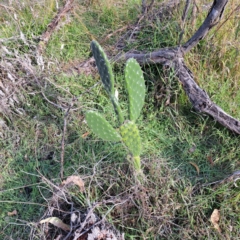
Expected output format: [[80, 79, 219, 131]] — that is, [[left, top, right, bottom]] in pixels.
[[0, 0, 239, 239]]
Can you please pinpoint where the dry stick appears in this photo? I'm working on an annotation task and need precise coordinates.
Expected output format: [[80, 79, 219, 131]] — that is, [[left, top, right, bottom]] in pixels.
[[0, 200, 47, 207], [101, 25, 128, 43], [37, 0, 74, 54], [191, 0, 199, 27], [115, 0, 240, 134], [178, 0, 191, 45], [129, 0, 155, 41], [0, 3, 15, 10], [204, 170, 240, 187], [142, 0, 147, 14], [60, 102, 73, 179], [182, 0, 192, 26], [193, 170, 240, 194]]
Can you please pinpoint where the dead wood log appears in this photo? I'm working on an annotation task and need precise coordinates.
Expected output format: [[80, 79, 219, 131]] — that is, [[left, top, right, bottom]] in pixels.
[[115, 0, 240, 134]]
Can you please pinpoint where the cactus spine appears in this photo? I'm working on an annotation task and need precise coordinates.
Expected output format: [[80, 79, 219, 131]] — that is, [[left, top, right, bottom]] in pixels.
[[86, 40, 146, 174]]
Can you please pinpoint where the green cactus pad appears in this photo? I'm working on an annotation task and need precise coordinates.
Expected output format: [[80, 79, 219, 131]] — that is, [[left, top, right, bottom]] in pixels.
[[125, 58, 146, 121], [86, 111, 121, 141], [119, 121, 141, 156], [91, 40, 114, 95]]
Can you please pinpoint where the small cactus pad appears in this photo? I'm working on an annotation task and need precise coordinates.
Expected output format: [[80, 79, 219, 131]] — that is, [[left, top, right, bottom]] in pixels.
[[119, 121, 141, 157], [91, 40, 114, 95], [125, 58, 146, 121], [86, 111, 122, 141]]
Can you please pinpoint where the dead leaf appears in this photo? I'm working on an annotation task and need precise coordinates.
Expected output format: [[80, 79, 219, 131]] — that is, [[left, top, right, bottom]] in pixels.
[[40, 217, 70, 231], [210, 209, 221, 233], [7, 209, 17, 216], [54, 235, 62, 240], [62, 175, 85, 192], [189, 162, 200, 175], [82, 132, 90, 138]]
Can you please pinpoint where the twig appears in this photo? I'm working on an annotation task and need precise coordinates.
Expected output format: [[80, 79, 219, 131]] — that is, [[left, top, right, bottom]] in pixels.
[[42, 91, 67, 110], [33, 75, 68, 110], [101, 25, 128, 43], [142, 0, 147, 14], [129, 0, 155, 41], [193, 170, 240, 194], [0, 4, 15, 10], [182, 0, 191, 24], [0, 200, 47, 207], [191, 0, 199, 27], [60, 101, 74, 179], [76, 202, 101, 234], [178, 0, 191, 45]]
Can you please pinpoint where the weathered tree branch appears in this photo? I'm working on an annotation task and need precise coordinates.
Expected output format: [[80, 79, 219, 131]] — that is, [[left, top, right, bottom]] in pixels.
[[114, 47, 178, 64], [182, 0, 228, 53], [174, 58, 240, 134], [115, 0, 240, 134]]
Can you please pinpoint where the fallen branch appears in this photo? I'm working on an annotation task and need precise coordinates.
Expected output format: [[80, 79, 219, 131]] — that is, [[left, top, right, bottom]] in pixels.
[[174, 58, 240, 134], [115, 0, 240, 134]]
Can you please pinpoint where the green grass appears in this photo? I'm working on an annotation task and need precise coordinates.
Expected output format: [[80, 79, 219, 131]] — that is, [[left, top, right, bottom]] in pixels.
[[0, 0, 240, 239]]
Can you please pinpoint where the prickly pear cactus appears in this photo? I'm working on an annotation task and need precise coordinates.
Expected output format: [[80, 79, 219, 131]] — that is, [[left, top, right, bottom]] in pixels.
[[86, 111, 122, 141], [87, 41, 146, 175], [91, 40, 124, 124], [125, 58, 146, 122], [91, 40, 114, 95], [119, 121, 141, 157]]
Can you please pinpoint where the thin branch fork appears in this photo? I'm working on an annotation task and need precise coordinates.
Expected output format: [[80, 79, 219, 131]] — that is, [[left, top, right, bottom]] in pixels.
[[115, 0, 240, 134]]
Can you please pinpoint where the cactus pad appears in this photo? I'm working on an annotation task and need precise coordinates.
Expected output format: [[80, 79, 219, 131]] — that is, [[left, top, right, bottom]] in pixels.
[[86, 111, 121, 141], [91, 40, 114, 95], [119, 121, 141, 157], [125, 58, 146, 121]]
